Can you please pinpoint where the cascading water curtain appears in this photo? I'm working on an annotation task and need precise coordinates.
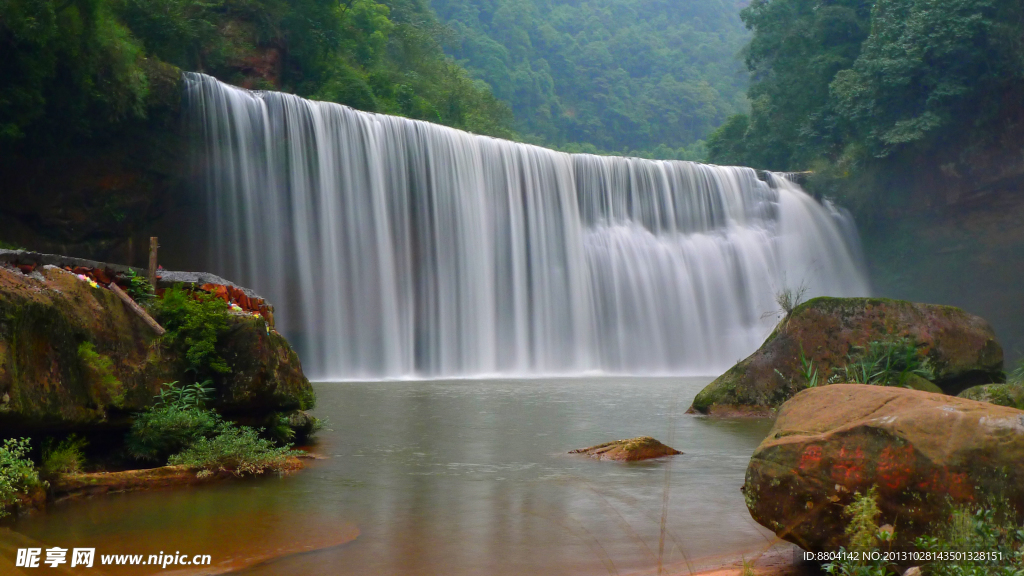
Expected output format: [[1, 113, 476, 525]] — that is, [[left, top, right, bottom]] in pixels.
[[185, 72, 871, 380]]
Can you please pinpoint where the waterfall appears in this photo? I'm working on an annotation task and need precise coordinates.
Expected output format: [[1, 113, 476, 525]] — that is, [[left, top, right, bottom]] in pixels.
[[184, 72, 870, 380]]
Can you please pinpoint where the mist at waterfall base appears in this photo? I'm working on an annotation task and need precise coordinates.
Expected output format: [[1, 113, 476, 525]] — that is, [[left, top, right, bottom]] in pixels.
[[185, 72, 870, 381]]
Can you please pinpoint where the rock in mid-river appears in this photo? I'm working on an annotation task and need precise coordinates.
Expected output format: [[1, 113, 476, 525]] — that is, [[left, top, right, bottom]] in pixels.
[[744, 384, 1024, 552], [570, 436, 682, 461]]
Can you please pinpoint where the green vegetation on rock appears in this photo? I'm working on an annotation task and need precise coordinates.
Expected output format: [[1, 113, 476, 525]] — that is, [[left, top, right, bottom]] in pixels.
[[153, 286, 232, 376], [125, 381, 224, 462], [40, 435, 88, 478], [917, 499, 1024, 575], [126, 379, 308, 475], [831, 337, 936, 388], [168, 425, 300, 478], [691, 297, 1003, 415]]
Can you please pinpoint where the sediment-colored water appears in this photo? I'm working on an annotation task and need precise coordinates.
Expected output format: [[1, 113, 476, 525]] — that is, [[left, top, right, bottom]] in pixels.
[[11, 378, 774, 575]]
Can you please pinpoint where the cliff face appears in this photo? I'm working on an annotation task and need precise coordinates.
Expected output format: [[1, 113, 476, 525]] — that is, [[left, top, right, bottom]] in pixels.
[[860, 143, 1024, 365]]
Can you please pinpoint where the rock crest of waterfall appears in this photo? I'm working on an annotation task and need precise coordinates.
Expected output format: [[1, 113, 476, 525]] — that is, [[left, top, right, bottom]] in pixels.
[[184, 72, 870, 380]]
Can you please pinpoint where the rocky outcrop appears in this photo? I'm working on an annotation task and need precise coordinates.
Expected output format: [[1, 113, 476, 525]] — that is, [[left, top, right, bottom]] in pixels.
[[690, 297, 1004, 416], [0, 263, 312, 435], [744, 384, 1024, 552], [570, 436, 682, 461]]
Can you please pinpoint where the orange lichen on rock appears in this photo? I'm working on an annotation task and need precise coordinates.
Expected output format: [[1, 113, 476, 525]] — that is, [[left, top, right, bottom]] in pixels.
[[744, 384, 1024, 552]]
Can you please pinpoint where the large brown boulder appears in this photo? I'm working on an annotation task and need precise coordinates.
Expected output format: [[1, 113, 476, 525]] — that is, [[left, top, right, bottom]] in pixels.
[[744, 384, 1024, 552], [0, 265, 312, 434], [690, 297, 1003, 416]]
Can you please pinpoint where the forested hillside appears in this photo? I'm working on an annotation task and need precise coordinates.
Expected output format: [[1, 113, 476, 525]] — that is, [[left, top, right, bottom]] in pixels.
[[706, 0, 1024, 211], [431, 0, 751, 158], [0, 0, 515, 154]]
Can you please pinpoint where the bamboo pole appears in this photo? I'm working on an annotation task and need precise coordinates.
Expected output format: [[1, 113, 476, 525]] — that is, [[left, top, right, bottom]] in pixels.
[[148, 236, 159, 289], [108, 283, 166, 336]]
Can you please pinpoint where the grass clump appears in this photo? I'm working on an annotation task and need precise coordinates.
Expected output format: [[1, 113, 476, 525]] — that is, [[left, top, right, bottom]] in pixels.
[[168, 426, 300, 478], [153, 286, 231, 376], [78, 341, 124, 405], [833, 338, 935, 387], [40, 435, 88, 478], [0, 438, 42, 518], [917, 498, 1024, 575]]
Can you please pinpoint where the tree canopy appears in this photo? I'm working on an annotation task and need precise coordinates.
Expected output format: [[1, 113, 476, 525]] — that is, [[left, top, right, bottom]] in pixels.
[[706, 0, 1024, 184], [0, 0, 516, 152], [431, 0, 751, 157]]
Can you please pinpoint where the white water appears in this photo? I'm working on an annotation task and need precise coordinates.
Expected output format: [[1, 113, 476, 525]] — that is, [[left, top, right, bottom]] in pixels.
[[184, 72, 870, 380]]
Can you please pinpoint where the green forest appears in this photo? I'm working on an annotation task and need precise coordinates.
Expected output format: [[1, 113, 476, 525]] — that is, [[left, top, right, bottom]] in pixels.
[[4, 0, 1023, 172], [0, 0, 517, 154], [429, 0, 750, 158], [705, 0, 1024, 211]]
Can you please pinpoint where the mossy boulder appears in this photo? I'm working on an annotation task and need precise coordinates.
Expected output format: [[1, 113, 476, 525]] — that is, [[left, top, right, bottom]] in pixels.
[[569, 436, 682, 461], [689, 297, 1003, 416], [0, 266, 312, 434], [216, 319, 314, 415], [958, 382, 1024, 410], [744, 384, 1024, 552]]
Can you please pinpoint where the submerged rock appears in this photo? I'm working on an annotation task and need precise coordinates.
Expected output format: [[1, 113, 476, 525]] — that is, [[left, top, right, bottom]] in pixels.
[[0, 264, 312, 434], [744, 384, 1024, 552], [690, 297, 1003, 416], [570, 436, 681, 461]]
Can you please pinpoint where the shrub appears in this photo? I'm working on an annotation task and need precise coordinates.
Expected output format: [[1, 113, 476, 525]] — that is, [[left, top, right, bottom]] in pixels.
[[123, 268, 154, 303], [917, 498, 1024, 575], [0, 438, 42, 518], [823, 487, 896, 576], [168, 426, 300, 478], [153, 379, 214, 409], [40, 435, 88, 478], [126, 404, 223, 462], [152, 286, 231, 375]]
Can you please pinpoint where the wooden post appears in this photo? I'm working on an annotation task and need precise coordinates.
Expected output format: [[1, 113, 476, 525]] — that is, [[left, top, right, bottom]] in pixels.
[[148, 236, 158, 289], [108, 283, 166, 335]]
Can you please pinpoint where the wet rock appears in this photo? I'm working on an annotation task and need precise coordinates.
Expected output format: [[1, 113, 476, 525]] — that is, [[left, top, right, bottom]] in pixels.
[[570, 436, 681, 461], [744, 384, 1024, 552], [690, 297, 1003, 416], [0, 265, 312, 434], [216, 319, 313, 415]]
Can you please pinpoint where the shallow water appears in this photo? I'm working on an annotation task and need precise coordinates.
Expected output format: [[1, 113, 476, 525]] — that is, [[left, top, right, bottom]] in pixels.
[[11, 378, 775, 575]]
